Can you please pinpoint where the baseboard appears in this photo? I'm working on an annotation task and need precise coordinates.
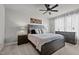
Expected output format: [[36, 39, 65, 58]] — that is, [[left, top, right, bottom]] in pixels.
[[0, 44, 5, 54], [0, 44, 4, 51], [5, 42, 17, 46]]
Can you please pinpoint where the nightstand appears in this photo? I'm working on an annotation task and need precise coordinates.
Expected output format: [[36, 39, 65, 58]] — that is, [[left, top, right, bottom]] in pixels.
[[18, 35, 28, 45]]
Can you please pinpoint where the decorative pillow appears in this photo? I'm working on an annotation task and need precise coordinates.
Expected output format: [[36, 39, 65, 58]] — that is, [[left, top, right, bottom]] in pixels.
[[31, 29, 36, 34], [39, 29, 42, 34], [35, 29, 40, 34], [42, 29, 48, 34], [41, 29, 44, 33]]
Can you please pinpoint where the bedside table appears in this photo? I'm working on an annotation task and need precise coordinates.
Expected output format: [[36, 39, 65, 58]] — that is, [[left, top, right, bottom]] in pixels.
[[18, 35, 28, 45]]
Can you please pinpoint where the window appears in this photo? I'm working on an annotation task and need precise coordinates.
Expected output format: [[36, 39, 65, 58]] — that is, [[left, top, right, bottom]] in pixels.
[[55, 17, 64, 31]]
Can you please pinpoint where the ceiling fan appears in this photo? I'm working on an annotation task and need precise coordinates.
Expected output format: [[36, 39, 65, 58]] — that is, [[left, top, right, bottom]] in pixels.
[[39, 4, 59, 15]]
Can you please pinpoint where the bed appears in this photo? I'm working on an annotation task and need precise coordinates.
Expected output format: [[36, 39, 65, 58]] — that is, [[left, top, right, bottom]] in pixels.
[[27, 24, 65, 55]]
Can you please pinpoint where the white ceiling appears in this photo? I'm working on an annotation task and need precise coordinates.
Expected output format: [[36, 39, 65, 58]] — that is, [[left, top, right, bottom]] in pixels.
[[5, 4, 79, 19]]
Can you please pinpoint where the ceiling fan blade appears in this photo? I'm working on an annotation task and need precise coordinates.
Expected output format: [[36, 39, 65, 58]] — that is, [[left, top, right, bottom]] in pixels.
[[45, 4, 50, 9], [51, 4, 58, 9], [51, 10, 58, 12], [43, 11, 48, 14], [39, 10, 47, 11]]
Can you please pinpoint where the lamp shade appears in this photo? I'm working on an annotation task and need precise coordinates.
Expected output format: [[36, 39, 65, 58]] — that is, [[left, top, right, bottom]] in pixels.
[[20, 26, 26, 30], [18, 26, 27, 35]]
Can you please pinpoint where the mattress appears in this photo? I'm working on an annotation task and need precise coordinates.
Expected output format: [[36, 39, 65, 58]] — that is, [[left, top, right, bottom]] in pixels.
[[28, 33, 64, 51]]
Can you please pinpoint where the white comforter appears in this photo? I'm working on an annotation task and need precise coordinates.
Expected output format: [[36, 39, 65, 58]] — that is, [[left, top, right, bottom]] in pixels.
[[28, 33, 64, 51]]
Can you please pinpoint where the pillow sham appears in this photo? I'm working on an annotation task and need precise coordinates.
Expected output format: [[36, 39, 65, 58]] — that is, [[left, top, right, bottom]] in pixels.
[[41, 29, 48, 34], [35, 29, 42, 34], [35, 29, 40, 34], [38, 29, 42, 34]]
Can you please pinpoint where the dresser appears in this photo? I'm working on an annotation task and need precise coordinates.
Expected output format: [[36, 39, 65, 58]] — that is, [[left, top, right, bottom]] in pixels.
[[56, 31, 77, 45]]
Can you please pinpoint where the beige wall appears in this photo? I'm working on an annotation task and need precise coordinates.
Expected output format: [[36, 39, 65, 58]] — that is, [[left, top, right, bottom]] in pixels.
[[0, 5, 5, 51], [5, 8, 49, 44]]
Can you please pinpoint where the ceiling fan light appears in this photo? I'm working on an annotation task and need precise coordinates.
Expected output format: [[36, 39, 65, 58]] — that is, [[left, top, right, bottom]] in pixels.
[[49, 12, 51, 15]]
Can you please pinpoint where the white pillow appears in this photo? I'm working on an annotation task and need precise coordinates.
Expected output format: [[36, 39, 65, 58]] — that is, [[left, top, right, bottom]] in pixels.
[[42, 29, 48, 33], [38, 29, 42, 34], [35, 29, 40, 34], [35, 29, 48, 34]]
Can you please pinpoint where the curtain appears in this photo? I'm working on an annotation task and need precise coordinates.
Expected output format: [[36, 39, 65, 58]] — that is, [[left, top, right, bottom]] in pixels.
[[53, 12, 79, 39], [65, 14, 72, 32], [55, 17, 65, 31], [49, 19, 55, 33]]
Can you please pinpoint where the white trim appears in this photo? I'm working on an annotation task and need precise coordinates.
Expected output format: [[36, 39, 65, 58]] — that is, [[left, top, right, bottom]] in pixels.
[[0, 44, 4, 51], [5, 42, 17, 46]]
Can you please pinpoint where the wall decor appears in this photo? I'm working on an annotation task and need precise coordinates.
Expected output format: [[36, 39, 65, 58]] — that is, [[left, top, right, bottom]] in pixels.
[[30, 18, 42, 24]]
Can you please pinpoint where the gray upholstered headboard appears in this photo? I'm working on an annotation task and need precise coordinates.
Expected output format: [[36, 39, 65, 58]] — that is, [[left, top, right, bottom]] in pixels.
[[27, 24, 45, 34]]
